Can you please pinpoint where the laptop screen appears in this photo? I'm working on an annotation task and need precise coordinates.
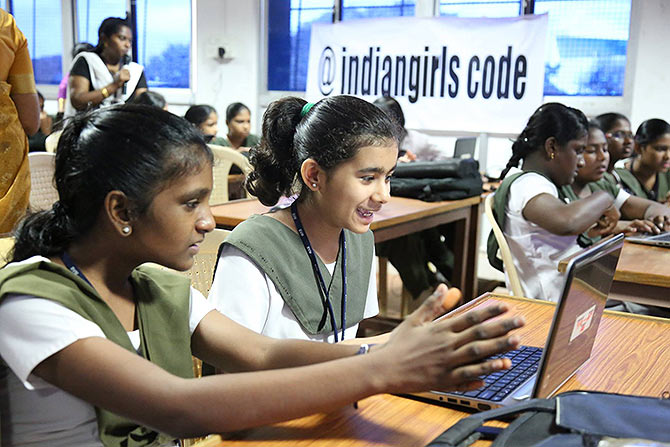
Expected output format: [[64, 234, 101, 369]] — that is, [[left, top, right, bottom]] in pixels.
[[533, 234, 623, 398]]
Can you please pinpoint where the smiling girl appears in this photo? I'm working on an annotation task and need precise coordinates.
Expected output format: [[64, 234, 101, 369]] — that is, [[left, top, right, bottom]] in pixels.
[[615, 118, 670, 204], [487, 103, 617, 302], [0, 104, 524, 446], [209, 96, 396, 342]]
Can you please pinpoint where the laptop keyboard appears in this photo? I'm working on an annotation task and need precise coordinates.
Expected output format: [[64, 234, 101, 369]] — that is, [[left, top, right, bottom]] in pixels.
[[451, 346, 543, 402]]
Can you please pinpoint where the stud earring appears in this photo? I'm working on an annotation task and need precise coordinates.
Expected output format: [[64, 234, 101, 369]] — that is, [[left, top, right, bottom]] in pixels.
[[122, 226, 131, 235], [311, 183, 317, 188], [550, 152, 555, 160]]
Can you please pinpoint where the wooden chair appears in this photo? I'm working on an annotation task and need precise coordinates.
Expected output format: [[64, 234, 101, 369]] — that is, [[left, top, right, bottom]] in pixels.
[[27, 152, 58, 211], [484, 193, 523, 296], [208, 144, 252, 206]]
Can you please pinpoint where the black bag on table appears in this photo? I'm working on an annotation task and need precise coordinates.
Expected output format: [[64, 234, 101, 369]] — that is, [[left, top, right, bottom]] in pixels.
[[428, 390, 670, 447], [390, 158, 483, 202]]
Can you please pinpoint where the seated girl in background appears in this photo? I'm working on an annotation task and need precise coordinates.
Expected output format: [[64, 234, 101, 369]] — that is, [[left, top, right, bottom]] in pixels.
[[614, 118, 670, 204], [561, 121, 670, 317], [184, 104, 219, 142], [594, 112, 634, 182], [209, 96, 390, 341], [488, 103, 617, 302], [214, 102, 260, 152], [562, 121, 670, 235], [0, 104, 524, 445]]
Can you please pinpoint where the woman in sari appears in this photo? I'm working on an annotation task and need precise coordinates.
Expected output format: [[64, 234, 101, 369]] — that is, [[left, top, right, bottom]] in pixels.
[[0, 9, 40, 233]]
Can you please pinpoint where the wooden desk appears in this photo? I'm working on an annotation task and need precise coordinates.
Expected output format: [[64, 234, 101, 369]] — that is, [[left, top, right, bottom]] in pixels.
[[210, 196, 482, 305], [609, 241, 670, 306], [196, 294, 670, 447], [560, 241, 670, 307]]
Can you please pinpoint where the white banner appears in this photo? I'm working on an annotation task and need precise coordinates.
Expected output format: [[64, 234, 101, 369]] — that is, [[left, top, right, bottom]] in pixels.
[[306, 15, 548, 134]]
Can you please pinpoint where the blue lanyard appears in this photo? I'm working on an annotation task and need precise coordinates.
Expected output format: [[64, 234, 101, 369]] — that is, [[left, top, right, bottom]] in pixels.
[[290, 201, 347, 342], [61, 252, 94, 288]]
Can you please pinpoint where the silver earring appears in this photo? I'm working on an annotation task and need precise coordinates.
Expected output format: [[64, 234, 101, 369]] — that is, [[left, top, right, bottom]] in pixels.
[[311, 183, 317, 188], [122, 226, 131, 235]]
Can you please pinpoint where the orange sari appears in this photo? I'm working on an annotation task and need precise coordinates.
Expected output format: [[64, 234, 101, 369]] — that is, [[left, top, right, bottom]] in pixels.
[[0, 10, 35, 233]]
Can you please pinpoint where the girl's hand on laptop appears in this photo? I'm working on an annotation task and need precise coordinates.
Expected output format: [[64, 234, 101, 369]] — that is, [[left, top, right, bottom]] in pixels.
[[618, 219, 662, 236], [376, 285, 525, 394]]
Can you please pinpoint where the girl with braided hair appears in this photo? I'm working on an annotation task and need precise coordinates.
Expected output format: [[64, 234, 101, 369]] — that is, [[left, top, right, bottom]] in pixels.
[[488, 103, 618, 302]]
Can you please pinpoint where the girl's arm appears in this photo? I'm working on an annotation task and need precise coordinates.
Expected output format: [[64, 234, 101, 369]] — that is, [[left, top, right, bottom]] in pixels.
[[68, 73, 126, 111], [33, 289, 523, 437], [522, 190, 614, 235], [620, 195, 670, 231]]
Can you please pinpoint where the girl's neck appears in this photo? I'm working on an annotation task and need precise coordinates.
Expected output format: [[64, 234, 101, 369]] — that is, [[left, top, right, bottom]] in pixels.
[[294, 200, 342, 264], [100, 49, 120, 67], [631, 158, 656, 186], [520, 156, 551, 179], [64, 234, 136, 295], [227, 133, 244, 149]]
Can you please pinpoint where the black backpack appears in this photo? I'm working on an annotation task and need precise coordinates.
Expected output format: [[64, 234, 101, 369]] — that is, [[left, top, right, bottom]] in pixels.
[[428, 390, 670, 447]]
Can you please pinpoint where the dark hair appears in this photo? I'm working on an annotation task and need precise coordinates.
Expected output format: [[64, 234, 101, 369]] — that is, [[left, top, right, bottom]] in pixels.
[[500, 103, 589, 179], [37, 91, 44, 102], [593, 112, 629, 133], [11, 104, 212, 262], [132, 91, 167, 109], [225, 102, 250, 123], [373, 96, 407, 143], [634, 118, 670, 146], [72, 42, 93, 58], [184, 104, 217, 127], [247, 95, 400, 206], [95, 17, 130, 52], [588, 120, 603, 133]]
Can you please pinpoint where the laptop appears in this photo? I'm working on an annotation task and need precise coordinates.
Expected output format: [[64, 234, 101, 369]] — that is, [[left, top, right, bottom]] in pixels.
[[453, 137, 477, 159], [626, 231, 670, 248], [410, 233, 624, 411]]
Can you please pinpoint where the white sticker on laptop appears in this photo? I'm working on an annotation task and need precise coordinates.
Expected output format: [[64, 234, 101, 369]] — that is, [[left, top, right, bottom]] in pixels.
[[570, 304, 596, 343]]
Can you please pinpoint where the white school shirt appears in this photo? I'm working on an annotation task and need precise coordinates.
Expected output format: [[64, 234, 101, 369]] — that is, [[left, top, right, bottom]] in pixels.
[[502, 173, 583, 302], [0, 257, 215, 447], [208, 244, 379, 342]]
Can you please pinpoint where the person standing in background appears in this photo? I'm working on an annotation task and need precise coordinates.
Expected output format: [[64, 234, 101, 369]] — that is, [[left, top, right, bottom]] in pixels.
[[0, 8, 39, 233], [64, 17, 147, 118]]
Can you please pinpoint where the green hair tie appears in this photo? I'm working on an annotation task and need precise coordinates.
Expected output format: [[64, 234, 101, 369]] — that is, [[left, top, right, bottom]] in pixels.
[[300, 102, 315, 118]]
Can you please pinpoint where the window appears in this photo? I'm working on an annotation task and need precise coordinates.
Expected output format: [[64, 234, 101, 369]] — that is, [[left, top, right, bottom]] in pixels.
[[267, 0, 415, 92], [10, 0, 63, 85], [268, 0, 333, 92], [535, 0, 631, 96], [439, 0, 521, 18], [135, 0, 191, 88], [341, 0, 415, 21], [76, 0, 191, 89], [438, 0, 631, 96], [76, 0, 127, 45]]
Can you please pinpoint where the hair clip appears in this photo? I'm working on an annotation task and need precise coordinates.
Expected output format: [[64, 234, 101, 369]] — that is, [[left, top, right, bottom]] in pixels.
[[300, 102, 315, 118]]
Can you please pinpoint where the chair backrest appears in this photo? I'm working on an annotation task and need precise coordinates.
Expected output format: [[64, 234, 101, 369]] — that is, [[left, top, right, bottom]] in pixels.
[[0, 236, 15, 268], [143, 228, 231, 297], [185, 228, 231, 296], [28, 152, 58, 211], [484, 193, 524, 296], [208, 144, 253, 206], [45, 129, 62, 153]]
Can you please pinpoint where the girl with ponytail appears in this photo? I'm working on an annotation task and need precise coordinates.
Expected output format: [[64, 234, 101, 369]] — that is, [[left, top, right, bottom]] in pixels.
[[0, 103, 524, 445], [209, 95, 399, 341], [488, 103, 618, 302]]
